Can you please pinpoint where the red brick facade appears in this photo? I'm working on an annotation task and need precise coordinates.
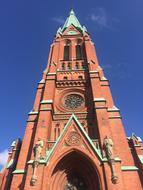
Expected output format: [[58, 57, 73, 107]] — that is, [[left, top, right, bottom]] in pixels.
[[0, 9, 143, 190]]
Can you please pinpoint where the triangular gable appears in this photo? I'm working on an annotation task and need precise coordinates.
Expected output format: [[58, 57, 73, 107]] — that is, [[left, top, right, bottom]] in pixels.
[[62, 24, 82, 36], [45, 114, 103, 163], [56, 9, 88, 36], [61, 9, 83, 32]]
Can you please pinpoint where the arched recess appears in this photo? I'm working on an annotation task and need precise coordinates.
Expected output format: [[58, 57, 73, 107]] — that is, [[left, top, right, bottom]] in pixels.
[[49, 150, 101, 190]]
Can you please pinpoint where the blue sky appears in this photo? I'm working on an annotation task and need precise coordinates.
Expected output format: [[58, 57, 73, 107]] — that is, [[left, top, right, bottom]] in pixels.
[[0, 0, 143, 168]]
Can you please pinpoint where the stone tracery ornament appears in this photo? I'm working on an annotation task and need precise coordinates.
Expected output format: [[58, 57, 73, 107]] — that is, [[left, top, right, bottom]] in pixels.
[[31, 138, 43, 186], [64, 94, 84, 109], [103, 136, 118, 184], [65, 132, 81, 146]]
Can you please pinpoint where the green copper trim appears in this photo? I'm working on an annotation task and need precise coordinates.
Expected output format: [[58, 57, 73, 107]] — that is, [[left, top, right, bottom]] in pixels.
[[27, 160, 33, 164], [103, 157, 121, 162], [131, 134, 142, 143], [93, 98, 106, 102], [100, 76, 108, 81], [46, 149, 51, 158], [107, 106, 120, 112], [40, 160, 47, 164], [114, 157, 122, 161], [41, 100, 53, 104], [82, 25, 87, 33], [27, 158, 47, 164], [38, 79, 45, 84], [89, 70, 98, 73], [138, 155, 143, 164], [12, 169, 26, 174], [6, 159, 14, 169], [61, 9, 83, 32], [137, 136, 142, 142], [11, 141, 16, 147], [67, 30, 78, 35], [45, 114, 103, 163], [47, 72, 56, 76], [57, 27, 62, 34], [28, 111, 39, 115], [121, 166, 138, 171]]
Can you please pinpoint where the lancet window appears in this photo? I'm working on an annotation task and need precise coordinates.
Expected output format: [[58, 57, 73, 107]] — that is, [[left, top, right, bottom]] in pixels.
[[64, 45, 70, 60]]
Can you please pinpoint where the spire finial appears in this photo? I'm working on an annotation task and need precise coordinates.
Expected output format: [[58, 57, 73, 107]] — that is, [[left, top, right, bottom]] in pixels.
[[70, 8, 75, 15]]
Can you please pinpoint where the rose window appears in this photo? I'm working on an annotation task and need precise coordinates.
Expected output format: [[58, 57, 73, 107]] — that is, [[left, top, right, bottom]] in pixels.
[[64, 94, 84, 109]]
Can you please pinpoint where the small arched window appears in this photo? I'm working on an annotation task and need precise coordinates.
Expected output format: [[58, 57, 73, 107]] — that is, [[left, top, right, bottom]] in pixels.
[[81, 62, 85, 69], [75, 62, 79, 69], [78, 75, 83, 80], [63, 76, 68, 80], [67, 62, 71, 70], [61, 62, 65, 70], [64, 45, 70, 60], [76, 45, 82, 60]]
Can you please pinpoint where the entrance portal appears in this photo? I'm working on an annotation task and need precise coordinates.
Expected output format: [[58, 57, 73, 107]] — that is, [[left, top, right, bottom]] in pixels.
[[50, 151, 101, 190], [64, 172, 87, 190]]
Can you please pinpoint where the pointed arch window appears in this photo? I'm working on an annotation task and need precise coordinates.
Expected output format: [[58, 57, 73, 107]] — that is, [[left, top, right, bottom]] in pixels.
[[76, 45, 82, 60], [54, 123, 60, 140], [64, 45, 70, 60]]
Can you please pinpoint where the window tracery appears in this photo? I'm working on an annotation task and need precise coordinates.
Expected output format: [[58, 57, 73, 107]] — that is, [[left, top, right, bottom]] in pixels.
[[64, 94, 84, 109]]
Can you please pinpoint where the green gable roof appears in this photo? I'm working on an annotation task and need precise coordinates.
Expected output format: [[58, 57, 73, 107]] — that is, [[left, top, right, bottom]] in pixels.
[[57, 9, 87, 34], [62, 9, 83, 32]]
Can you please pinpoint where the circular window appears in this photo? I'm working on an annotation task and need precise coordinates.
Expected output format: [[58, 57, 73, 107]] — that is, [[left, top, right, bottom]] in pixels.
[[64, 94, 84, 109]]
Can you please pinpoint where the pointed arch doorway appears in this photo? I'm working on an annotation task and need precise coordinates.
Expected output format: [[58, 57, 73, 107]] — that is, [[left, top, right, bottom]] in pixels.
[[50, 151, 101, 190]]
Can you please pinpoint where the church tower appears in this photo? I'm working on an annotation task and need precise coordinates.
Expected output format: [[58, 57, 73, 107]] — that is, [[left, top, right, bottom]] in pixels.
[[0, 9, 143, 190]]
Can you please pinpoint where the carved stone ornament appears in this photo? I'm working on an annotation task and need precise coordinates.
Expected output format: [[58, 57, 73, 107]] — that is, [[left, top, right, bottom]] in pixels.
[[65, 131, 81, 146], [103, 136, 118, 184], [31, 138, 43, 186], [103, 136, 114, 159]]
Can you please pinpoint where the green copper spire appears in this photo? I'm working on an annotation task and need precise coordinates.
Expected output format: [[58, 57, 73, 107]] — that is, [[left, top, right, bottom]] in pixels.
[[61, 9, 83, 32]]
